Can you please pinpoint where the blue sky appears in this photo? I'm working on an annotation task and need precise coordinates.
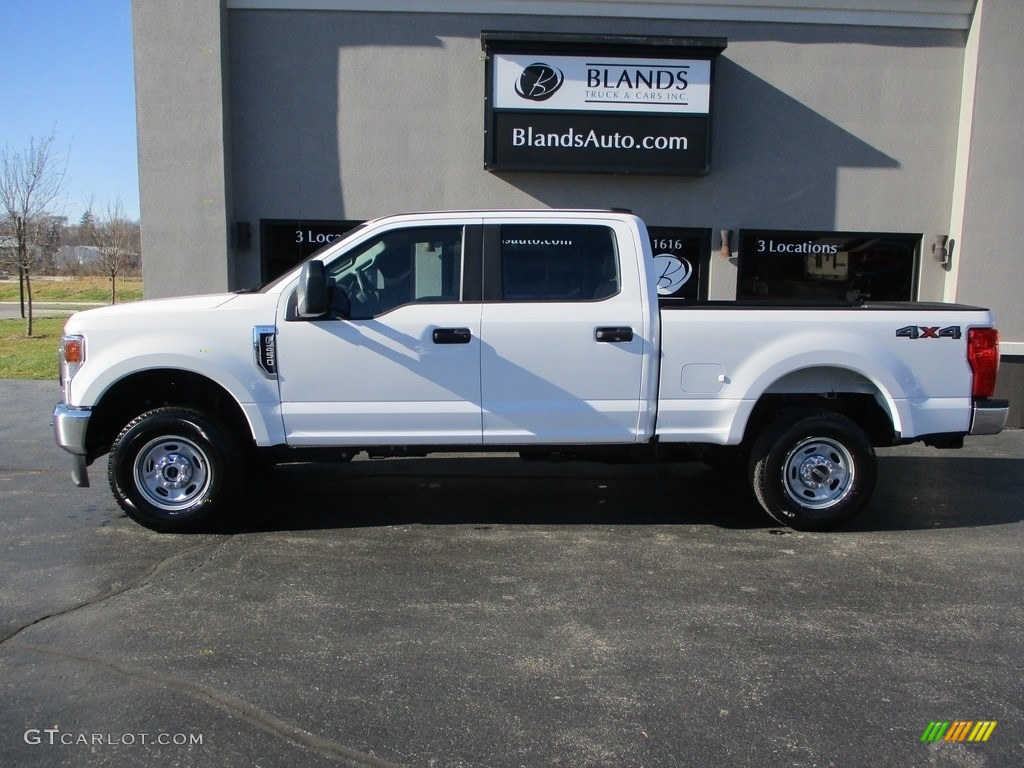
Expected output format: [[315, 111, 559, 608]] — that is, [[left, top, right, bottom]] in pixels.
[[0, 1, 139, 221]]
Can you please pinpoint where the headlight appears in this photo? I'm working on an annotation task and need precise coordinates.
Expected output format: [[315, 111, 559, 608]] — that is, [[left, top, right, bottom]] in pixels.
[[59, 334, 86, 399]]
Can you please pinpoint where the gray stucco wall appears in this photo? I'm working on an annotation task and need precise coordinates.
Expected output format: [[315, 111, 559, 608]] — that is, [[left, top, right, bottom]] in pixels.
[[133, 0, 234, 298], [226, 11, 966, 295], [953, 0, 1024, 344]]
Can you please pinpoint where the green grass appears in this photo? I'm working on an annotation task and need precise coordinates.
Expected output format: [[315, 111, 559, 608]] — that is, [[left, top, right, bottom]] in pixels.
[[0, 316, 71, 379], [0, 276, 143, 303], [0, 277, 145, 378]]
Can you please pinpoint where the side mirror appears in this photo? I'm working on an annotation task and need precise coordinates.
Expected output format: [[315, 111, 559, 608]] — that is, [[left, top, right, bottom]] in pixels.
[[296, 260, 328, 318]]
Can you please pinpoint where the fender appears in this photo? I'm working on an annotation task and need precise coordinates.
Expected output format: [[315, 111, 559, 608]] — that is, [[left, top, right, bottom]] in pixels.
[[63, 294, 286, 448], [725, 330, 968, 443]]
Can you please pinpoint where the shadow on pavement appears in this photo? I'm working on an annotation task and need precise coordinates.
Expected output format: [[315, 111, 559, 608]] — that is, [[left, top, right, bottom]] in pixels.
[[222, 457, 769, 534], [203, 452, 1024, 535], [850, 455, 1024, 532]]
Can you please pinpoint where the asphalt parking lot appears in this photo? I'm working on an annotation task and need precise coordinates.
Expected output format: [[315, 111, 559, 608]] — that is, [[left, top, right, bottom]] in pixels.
[[1, 379, 1021, 767]]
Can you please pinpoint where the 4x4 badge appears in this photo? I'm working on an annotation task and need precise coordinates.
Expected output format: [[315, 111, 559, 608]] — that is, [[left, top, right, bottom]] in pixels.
[[896, 325, 962, 340]]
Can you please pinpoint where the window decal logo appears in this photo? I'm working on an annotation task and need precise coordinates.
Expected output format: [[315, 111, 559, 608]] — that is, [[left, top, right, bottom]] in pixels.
[[515, 63, 564, 101], [652, 254, 693, 295]]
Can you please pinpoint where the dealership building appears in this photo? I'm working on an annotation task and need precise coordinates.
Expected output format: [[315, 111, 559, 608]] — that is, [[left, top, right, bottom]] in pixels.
[[132, 0, 1023, 425]]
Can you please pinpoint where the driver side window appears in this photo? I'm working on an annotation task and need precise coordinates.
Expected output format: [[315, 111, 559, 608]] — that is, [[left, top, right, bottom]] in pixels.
[[326, 226, 464, 319]]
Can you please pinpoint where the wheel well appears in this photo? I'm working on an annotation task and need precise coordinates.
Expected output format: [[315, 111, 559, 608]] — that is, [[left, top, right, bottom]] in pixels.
[[744, 392, 896, 450], [85, 369, 254, 462]]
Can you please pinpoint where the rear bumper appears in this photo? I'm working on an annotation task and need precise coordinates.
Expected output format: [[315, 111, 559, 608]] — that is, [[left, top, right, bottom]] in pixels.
[[970, 399, 1009, 436], [52, 403, 92, 487]]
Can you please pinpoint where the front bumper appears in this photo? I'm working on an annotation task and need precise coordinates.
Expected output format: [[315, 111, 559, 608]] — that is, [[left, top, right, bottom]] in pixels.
[[969, 399, 1010, 436], [52, 403, 92, 487]]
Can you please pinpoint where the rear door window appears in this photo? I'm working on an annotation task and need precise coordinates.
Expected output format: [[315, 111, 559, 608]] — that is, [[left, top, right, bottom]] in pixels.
[[498, 225, 619, 302]]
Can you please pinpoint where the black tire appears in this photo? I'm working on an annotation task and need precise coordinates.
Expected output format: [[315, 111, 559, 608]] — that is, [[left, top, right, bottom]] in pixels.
[[108, 407, 241, 533], [749, 411, 876, 531]]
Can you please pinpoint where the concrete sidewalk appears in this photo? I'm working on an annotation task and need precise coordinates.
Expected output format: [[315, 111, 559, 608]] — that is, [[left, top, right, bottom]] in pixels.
[[0, 301, 105, 320]]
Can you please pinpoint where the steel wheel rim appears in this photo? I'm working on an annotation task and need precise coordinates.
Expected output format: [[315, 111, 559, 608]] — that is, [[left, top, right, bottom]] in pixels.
[[134, 435, 211, 513], [782, 436, 855, 511]]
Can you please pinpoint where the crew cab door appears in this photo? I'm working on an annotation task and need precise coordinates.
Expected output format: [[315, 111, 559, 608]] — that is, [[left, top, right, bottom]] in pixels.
[[275, 222, 483, 446], [479, 218, 652, 444]]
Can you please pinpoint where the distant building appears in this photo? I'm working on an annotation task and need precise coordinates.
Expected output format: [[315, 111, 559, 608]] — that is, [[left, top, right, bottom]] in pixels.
[[0, 235, 15, 278], [55, 245, 103, 269]]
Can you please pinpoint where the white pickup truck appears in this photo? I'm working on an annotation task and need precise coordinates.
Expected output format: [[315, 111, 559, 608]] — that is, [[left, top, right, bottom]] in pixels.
[[54, 210, 1008, 532]]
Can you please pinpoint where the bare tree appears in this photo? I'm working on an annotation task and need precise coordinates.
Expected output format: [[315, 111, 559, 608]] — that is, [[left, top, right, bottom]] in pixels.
[[86, 199, 139, 303], [0, 131, 69, 335]]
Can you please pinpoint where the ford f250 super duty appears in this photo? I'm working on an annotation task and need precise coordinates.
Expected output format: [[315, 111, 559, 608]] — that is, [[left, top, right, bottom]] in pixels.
[[53, 210, 1009, 532]]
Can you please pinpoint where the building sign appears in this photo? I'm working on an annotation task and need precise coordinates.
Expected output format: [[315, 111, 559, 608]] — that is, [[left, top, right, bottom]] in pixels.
[[483, 32, 726, 175], [492, 54, 711, 114], [737, 230, 920, 303]]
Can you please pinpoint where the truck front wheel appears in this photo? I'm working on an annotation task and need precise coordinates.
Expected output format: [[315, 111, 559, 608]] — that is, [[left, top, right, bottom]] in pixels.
[[108, 407, 241, 533], [749, 411, 876, 531]]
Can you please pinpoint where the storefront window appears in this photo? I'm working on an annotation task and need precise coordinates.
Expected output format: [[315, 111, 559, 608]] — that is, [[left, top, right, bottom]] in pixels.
[[737, 230, 919, 303], [261, 219, 364, 283], [647, 227, 710, 302]]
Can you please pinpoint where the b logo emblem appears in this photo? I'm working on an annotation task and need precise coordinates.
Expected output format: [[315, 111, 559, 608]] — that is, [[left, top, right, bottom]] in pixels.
[[652, 254, 693, 295], [515, 63, 564, 101]]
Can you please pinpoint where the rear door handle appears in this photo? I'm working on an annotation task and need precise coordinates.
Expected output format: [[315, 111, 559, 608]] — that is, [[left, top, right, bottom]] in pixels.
[[595, 326, 634, 343], [432, 327, 472, 344]]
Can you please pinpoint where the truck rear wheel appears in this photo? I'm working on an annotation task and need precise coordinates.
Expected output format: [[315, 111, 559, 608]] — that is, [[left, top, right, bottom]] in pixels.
[[749, 411, 876, 531], [108, 407, 241, 533]]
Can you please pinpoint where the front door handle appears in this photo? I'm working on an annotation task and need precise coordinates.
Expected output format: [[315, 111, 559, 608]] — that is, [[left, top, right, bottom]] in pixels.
[[595, 326, 634, 343], [432, 327, 472, 344]]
